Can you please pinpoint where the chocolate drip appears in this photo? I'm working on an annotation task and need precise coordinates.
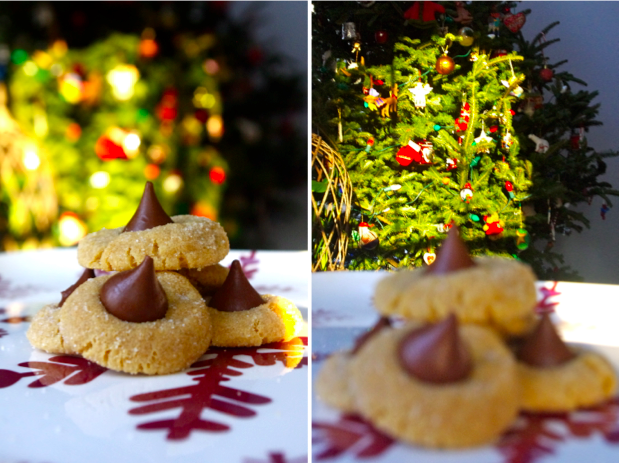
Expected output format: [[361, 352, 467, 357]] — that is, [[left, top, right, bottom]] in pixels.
[[59, 268, 96, 307], [100, 256, 168, 323], [398, 314, 472, 384], [517, 313, 576, 367], [426, 226, 476, 275], [123, 182, 174, 232], [208, 260, 264, 312], [352, 317, 392, 355]]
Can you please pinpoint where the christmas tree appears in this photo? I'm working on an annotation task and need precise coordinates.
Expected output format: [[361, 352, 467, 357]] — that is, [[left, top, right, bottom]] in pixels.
[[0, 2, 306, 251], [312, 1, 618, 278]]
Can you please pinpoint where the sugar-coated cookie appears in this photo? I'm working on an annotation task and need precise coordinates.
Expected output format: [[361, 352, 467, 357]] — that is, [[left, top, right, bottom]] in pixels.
[[374, 228, 537, 336], [60, 266, 211, 375], [208, 295, 303, 347], [27, 304, 75, 355], [315, 351, 357, 413], [77, 215, 229, 272], [516, 313, 617, 411], [349, 317, 520, 448]]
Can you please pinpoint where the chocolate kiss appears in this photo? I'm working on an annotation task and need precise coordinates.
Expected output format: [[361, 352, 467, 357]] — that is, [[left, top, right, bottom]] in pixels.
[[100, 256, 168, 323], [59, 268, 96, 307], [123, 182, 174, 232], [426, 226, 475, 275], [352, 317, 392, 355], [517, 313, 576, 367], [397, 314, 473, 384], [208, 260, 264, 312]]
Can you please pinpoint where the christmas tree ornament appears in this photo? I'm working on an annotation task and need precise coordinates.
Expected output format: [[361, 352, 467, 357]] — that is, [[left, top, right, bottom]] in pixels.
[[474, 128, 494, 153], [375, 30, 388, 44], [342, 22, 356, 40], [570, 127, 584, 149], [457, 27, 474, 46], [454, 102, 470, 132], [528, 134, 549, 153], [379, 85, 398, 118], [516, 228, 530, 250], [488, 10, 502, 35], [352, 40, 362, 61], [396, 144, 415, 166], [601, 204, 610, 220], [419, 140, 434, 163], [505, 181, 515, 199], [503, 11, 526, 33], [408, 81, 433, 108], [436, 222, 453, 233], [95, 128, 129, 161], [403, 1, 445, 22], [483, 213, 504, 237], [453, 2, 473, 25], [502, 132, 513, 150], [423, 251, 436, 265], [539, 66, 554, 82], [460, 183, 473, 202], [442, 177, 450, 185], [358, 222, 379, 250], [435, 53, 455, 75], [446, 157, 457, 171]]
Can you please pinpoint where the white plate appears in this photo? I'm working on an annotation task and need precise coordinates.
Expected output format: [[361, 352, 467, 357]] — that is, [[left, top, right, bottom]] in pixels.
[[311, 271, 619, 463], [0, 249, 309, 463]]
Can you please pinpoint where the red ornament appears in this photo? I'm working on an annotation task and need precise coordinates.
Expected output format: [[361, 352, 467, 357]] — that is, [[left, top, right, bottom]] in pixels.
[[503, 12, 526, 33], [95, 135, 127, 161], [395, 144, 416, 166], [455, 102, 470, 132], [540, 67, 554, 82], [209, 166, 226, 185], [446, 158, 457, 171], [483, 213, 504, 236], [358, 222, 379, 250], [403, 1, 445, 22], [375, 30, 388, 44]]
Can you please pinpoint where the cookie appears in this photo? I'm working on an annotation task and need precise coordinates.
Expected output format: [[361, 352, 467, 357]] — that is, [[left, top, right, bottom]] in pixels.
[[349, 316, 520, 448], [315, 351, 357, 413], [516, 313, 617, 411], [205, 260, 303, 347], [26, 268, 96, 355], [374, 228, 537, 336], [177, 264, 229, 297], [315, 318, 392, 413], [59, 261, 211, 375], [208, 295, 303, 347], [27, 304, 75, 355], [77, 214, 229, 272]]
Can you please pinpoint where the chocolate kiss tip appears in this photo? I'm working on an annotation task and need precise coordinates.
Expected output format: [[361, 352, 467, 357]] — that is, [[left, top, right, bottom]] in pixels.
[[100, 256, 168, 323], [426, 226, 475, 275], [208, 260, 264, 312], [59, 268, 96, 307], [123, 181, 174, 232], [518, 313, 576, 368], [398, 313, 472, 384]]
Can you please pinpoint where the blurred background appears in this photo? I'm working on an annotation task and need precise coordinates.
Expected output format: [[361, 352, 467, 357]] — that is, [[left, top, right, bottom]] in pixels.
[[0, 1, 308, 252]]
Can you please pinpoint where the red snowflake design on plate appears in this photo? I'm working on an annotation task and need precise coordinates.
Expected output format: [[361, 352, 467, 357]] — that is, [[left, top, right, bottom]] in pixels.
[[313, 398, 619, 461], [129, 337, 308, 440], [243, 451, 308, 463], [0, 274, 47, 299], [234, 250, 260, 279], [0, 355, 107, 389], [0, 307, 31, 324], [313, 414, 395, 460], [535, 281, 560, 314], [313, 308, 351, 327]]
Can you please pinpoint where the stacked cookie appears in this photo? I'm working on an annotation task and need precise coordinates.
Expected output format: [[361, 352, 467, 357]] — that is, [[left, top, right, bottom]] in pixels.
[[27, 182, 303, 375], [316, 227, 617, 449]]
